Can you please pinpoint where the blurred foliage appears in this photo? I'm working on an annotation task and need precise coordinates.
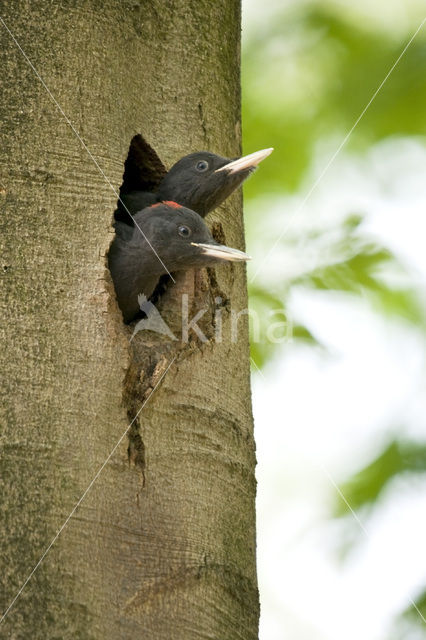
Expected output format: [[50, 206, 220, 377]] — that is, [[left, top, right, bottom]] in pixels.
[[249, 283, 319, 368], [242, 2, 426, 633], [294, 244, 425, 324], [334, 439, 426, 515], [334, 438, 426, 630], [242, 4, 426, 195], [243, 4, 426, 365], [248, 207, 426, 369], [402, 590, 426, 625]]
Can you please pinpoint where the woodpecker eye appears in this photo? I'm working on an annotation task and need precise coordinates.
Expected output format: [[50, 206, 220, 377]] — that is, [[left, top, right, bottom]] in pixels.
[[196, 160, 209, 172], [178, 225, 191, 237]]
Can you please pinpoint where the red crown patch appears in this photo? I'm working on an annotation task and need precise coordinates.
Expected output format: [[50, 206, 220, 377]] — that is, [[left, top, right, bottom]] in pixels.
[[150, 200, 181, 209], [162, 201, 181, 209]]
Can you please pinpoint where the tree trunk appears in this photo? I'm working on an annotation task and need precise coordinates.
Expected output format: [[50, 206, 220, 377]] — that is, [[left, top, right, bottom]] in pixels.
[[0, 1, 258, 638]]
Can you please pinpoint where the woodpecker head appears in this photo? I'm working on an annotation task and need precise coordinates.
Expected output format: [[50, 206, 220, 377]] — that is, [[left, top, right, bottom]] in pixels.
[[157, 148, 273, 216], [135, 202, 251, 272], [109, 202, 251, 323]]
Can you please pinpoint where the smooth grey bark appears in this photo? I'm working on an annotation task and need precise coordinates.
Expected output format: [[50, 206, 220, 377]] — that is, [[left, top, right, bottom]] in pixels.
[[0, 1, 258, 638]]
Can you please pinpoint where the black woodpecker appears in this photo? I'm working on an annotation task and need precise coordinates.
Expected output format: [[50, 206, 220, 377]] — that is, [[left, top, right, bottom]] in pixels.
[[108, 202, 250, 323], [114, 147, 273, 229]]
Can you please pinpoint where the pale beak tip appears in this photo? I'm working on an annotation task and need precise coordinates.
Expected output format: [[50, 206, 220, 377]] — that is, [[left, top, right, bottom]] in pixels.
[[191, 242, 251, 262], [216, 146, 274, 173]]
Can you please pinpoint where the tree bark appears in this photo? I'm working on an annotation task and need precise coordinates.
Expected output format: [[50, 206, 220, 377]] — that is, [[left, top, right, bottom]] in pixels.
[[0, 1, 258, 638]]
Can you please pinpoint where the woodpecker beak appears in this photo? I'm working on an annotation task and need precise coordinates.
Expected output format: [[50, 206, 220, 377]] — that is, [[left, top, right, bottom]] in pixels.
[[191, 242, 251, 262], [215, 148, 274, 174]]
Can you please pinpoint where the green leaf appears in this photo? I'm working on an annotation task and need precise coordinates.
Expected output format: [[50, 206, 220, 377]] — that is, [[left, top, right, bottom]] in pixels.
[[295, 248, 426, 326], [334, 440, 426, 516]]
